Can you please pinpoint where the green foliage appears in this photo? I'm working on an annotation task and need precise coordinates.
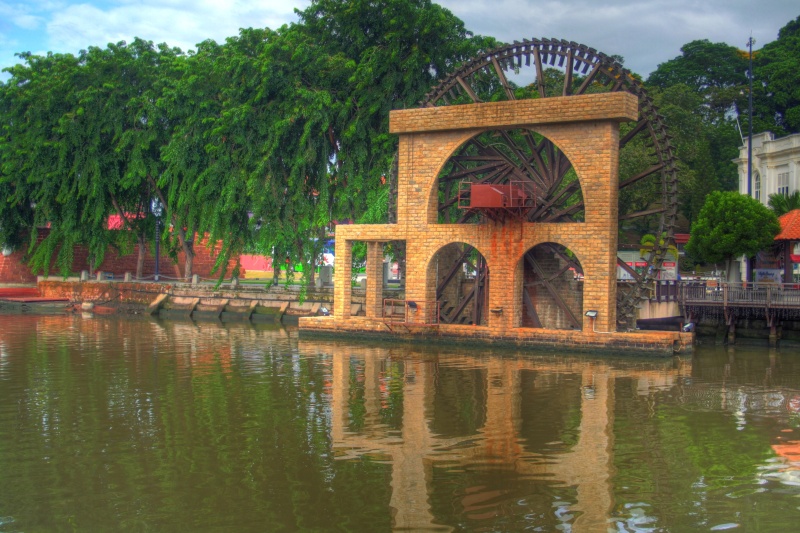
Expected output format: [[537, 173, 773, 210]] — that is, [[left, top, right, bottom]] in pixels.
[[768, 191, 800, 217], [686, 191, 780, 266], [648, 40, 748, 119], [1, 41, 180, 276], [645, 84, 740, 225], [640, 234, 656, 246], [755, 16, 800, 134]]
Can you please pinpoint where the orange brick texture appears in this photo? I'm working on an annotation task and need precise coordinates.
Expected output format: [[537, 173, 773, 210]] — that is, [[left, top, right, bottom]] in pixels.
[[301, 92, 684, 351]]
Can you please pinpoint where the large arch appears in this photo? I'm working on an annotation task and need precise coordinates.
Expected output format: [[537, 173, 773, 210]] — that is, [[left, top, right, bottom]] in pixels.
[[434, 128, 585, 225]]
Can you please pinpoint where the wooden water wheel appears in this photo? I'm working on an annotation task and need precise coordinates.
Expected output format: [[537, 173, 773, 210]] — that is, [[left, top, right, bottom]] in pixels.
[[396, 38, 678, 329]]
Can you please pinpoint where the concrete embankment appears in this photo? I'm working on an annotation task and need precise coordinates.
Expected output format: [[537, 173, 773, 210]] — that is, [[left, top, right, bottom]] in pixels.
[[32, 280, 339, 322], [28, 279, 404, 322]]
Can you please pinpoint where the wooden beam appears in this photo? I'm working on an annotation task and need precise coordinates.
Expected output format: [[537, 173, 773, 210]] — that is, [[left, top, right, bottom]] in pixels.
[[525, 252, 581, 329]]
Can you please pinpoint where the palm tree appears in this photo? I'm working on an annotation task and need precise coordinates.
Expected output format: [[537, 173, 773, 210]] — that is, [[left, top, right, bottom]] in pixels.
[[768, 191, 800, 217]]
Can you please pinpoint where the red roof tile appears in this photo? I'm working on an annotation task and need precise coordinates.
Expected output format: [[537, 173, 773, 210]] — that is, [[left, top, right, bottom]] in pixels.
[[776, 210, 800, 240]]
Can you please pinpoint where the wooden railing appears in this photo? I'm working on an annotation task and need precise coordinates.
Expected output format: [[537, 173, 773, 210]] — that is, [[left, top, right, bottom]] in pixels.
[[678, 282, 800, 308]]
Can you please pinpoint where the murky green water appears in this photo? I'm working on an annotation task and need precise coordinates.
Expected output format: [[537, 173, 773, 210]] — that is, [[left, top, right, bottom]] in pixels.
[[1, 314, 799, 532]]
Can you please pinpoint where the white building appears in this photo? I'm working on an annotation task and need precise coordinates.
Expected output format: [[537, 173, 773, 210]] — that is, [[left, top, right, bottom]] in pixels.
[[734, 131, 800, 282], [735, 131, 800, 204]]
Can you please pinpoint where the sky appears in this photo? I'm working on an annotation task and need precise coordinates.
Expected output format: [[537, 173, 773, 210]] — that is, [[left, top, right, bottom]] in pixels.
[[1, 0, 798, 82]]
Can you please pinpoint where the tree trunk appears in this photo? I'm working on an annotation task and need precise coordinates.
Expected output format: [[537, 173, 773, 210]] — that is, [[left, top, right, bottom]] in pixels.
[[147, 175, 194, 279], [272, 252, 281, 286], [297, 237, 313, 286], [181, 229, 194, 280], [136, 232, 146, 279]]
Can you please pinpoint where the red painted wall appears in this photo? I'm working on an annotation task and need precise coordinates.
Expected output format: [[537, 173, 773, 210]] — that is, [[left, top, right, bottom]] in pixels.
[[0, 229, 241, 283]]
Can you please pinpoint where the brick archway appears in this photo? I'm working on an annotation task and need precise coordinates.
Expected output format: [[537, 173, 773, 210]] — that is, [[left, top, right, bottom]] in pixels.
[[323, 93, 637, 332]]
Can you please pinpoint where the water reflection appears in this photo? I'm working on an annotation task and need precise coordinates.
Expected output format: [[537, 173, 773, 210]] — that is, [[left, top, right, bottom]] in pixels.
[[307, 339, 691, 532], [1, 315, 799, 531]]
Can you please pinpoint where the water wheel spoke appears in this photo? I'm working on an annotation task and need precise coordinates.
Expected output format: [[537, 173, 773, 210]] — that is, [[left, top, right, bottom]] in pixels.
[[619, 163, 665, 189], [469, 136, 549, 188], [440, 161, 508, 183], [619, 119, 648, 149], [533, 47, 546, 98], [541, 201, 585, 223], [530, 181, 579, 220], [456, 75, 481, 103], [498, 131, 549, 187], [553, 152, 575, 186], [524, 137, 555, 184], [617, 257, 642, 282], [436, 248, 474, 298], [525, 252, 581, 329], [491, 56, 516, 100], [575, 61, 602, 94], [450, 269, 483, 322], [562, 48, 574, 96], [619, 207, 666, 221], [544, 243, 582, 273], [522, 290, 543, 328]]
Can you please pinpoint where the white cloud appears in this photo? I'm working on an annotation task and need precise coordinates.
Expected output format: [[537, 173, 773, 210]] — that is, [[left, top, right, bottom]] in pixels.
[[45, 0, 308, 54]]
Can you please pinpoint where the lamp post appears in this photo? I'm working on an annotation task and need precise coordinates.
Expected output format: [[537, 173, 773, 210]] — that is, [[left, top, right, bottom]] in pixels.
[[153, 199, 163, 282], [746, 36, 756, 283]]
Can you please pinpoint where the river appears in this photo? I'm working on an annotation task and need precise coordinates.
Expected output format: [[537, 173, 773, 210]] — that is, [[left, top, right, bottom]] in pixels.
[[1, 314, 799, 531]]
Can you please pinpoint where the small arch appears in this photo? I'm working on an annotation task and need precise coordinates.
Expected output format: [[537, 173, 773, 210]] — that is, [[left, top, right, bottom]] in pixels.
[[518, 242, 584, 330], [428, 242, 489, 325]]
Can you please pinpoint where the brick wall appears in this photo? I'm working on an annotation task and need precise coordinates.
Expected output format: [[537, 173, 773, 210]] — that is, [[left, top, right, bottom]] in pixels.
[[0, 248, 37, 284], [389, 93, 638, 134], [0, 229, 240, 284]]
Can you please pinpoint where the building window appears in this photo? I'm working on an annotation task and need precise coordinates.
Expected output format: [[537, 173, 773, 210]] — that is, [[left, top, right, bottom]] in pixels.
[[778, 171, 790, 195], [754, 171, 761, 201]]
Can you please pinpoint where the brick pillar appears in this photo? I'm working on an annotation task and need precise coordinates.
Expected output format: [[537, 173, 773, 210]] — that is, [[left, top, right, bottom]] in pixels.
[[365, 242, 384, 318], [485, 261, 507, 331], [578, 121, 619, 333], [403, 243, 445, 324], [334, 239, 353, 319]]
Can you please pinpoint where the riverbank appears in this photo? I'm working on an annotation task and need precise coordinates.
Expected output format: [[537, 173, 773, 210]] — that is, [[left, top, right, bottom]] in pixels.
[[3, 279, 403, 321]]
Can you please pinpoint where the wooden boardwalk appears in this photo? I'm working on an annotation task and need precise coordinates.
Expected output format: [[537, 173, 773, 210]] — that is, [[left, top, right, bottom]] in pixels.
[[678, 282, 800, 344]]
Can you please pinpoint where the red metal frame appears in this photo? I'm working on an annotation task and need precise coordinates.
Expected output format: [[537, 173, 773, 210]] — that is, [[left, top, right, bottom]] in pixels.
[[457, 180, 536, 221]]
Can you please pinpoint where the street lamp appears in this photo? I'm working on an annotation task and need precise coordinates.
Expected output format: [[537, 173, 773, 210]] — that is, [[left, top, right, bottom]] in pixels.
[[746, 35, 755, 283], [152, 199, 163, 281]]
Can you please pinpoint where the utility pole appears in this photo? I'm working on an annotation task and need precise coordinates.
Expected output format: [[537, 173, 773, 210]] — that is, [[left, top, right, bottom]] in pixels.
[[747, 35, 755, 197]]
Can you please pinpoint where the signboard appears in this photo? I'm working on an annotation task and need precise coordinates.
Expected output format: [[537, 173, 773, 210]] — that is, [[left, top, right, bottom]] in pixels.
[[617, 260, 678, 280], [660, 261, 678, 281], [754, 269, 783, 284]]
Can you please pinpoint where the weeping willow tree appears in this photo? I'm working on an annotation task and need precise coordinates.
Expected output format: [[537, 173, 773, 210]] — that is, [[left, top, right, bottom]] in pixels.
[[1, 41, 181, 277], [1, 0, 496, 282]]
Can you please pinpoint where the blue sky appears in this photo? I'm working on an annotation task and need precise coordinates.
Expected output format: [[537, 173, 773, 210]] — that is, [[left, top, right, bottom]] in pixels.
[[1, 1, 798, 82]]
